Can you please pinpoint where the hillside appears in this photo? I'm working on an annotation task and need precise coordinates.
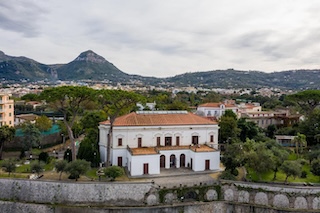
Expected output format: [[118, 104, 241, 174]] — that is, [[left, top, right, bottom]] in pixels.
[[0, 50, 319, 90]]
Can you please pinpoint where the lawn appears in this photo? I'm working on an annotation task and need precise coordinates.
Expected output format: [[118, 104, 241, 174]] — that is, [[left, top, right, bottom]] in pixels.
[[247, 163, 320, 184]]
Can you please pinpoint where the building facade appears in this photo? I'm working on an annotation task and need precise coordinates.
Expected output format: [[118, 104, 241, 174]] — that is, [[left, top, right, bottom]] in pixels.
[[0, 93, 14, 127], [196, 102, 238, 119], [99, 111, 220, 176]]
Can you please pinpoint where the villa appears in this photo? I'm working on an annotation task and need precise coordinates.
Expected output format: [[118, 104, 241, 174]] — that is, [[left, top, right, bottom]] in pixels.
[[99, 111, 220, 176]]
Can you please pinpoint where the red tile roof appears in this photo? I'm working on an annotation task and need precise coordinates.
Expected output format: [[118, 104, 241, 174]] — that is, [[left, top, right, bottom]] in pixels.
[[198, 102, 236, 108], [100, 111, 218, 126]]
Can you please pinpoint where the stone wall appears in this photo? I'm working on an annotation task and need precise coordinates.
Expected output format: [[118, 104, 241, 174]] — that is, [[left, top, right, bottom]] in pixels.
[[222, 180, 320, 211], [1, 178, 320, 212], [0, 179, 153, 206]]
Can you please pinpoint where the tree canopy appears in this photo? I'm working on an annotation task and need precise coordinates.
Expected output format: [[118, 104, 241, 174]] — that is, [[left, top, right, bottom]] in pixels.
[[40, 86, 95, 160], [0, 125, 15, 159]]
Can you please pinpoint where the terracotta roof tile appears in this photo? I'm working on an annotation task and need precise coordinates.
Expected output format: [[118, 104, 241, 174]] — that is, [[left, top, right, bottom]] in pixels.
[[198, 102, 236, 108], [100, 111, 218, 126]]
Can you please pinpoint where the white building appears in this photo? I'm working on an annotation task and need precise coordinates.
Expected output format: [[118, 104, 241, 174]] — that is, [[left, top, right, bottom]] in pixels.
[[99, 111, 220, 176], [196, 102, 238, 118]]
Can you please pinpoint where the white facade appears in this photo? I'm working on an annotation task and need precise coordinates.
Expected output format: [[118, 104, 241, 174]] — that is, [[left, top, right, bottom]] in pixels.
[[197, 103, 238, 118], [99, 111, 220, 176]]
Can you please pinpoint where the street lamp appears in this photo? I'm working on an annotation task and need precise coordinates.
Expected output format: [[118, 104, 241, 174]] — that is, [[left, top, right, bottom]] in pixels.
[[94, 152, 97, 167]]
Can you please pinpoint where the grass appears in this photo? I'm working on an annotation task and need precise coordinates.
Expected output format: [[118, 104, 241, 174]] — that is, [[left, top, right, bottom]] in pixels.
[[247, 163, 320, 184]]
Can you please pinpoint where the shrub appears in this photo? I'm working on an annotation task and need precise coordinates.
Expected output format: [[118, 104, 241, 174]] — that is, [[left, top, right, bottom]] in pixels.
[[30, 162, 45, 175], [301, 171, 307, 178], [1, 159, 16, 176], [219, 170, 237, 181], [104, 166, 124, 181], [38, 152, 49, 163], [65, 159, 90, 181]]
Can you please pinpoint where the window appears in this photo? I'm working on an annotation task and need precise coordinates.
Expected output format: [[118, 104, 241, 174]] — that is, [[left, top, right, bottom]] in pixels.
[[176, 136, 180, 146], [118, 138, 122, 146], [9, 113, 12, 117], [138, 137, 142, 147], [157, 137, 160, 146], [192, 136, 199, 145], [9, 105, 12, 109], [210, 135, 214, 142]]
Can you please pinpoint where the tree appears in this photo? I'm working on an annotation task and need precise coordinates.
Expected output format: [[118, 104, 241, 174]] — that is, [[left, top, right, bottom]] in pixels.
[[237, 118, 259, 142], [30, 162, 44, 175], [65, 159, 90, 181], [1, 159, 16, 176], [221, 142, 245, 175], [38, 152, 49, 163], [270, 146, 289, 180], [22, 123, 41, 151], [96, 89, 143, 167], [266, 124, 277, 139], [280, 160, 302, 183], [293, 133, 307, 158], [219, 114, 239, 143], [40, 86, 95, 161], [55, 160, 68, 180], [286, 90, 320, 115], [311, 159, 320, 181], [21, 93, 40, 101], [77, 128, 100, 167], [244, 142, 275, 180], [0, 125, 15, 159], [35, 115, 52, 132], [104, 166, 124, 181], [80, 110, 107, 130]]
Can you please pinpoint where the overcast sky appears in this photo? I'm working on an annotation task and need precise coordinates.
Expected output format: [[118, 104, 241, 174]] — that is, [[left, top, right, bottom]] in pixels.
[[1, 1, 320, 77]]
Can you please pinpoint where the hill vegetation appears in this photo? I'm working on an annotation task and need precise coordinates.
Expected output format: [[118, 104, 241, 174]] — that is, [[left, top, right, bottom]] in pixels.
[[1, 50, 320, 90]]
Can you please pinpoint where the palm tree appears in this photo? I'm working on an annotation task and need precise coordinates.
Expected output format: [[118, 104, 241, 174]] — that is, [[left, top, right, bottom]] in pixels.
[[293, 133, 307, 158]]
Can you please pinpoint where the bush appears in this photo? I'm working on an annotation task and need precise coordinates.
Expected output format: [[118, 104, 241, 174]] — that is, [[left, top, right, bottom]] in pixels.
[[1, 159, 16, 176], [301, 171, 307, 178], [104, 166, 124, 181], [38, 152, 49, 163], [231, 168, 239, 176], [219, 170, 237, 181], [65, 159, 90, 181], [30, 162, 44, 175]]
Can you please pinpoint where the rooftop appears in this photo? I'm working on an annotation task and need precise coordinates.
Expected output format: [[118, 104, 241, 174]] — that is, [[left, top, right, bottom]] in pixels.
[[100, 111, 218, 126]]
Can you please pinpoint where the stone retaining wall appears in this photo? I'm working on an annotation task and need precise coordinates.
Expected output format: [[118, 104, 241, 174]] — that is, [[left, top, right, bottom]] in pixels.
[[0, 179, 153, 206]]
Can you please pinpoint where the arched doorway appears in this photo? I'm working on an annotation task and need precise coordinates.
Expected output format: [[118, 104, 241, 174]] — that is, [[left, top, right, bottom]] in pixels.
[[160, 155, 165, 168], [170, 154, 176, 167], [180, 154, 185, 167]]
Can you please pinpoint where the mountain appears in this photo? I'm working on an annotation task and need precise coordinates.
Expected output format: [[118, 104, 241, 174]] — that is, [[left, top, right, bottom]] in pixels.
[[166, 69, 320, 90], [1, 50, 320, 90], [0, 51, 54, 81]]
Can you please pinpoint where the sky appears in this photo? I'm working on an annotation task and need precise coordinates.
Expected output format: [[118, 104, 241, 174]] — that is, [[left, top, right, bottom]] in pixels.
[[1, 1, 320, 78]]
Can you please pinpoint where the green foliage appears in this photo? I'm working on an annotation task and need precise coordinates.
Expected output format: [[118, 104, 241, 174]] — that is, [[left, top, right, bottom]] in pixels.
[[237, 118, 259, 142], [104, 166, 125, 181], [65, 159, 91, 180], [311, 159, 320, 181], [30, 162, 44, 175], [40, 86, 96, 160], [77, 132, 99, 167], [38, 152, 49, 163], [64, 149, 72, 162], [221, 142, 245, 173], [280, 160, 302, 183], [0, 125, 16, 159], [245, 142, 275, 180], [80, 110, 107, 130], [22, 123, 41, 151], [21, 93, 40, 101], [219, 115, 239, 143], [35, 115, 52, 132], [298, 109, 320, 146], [286, 90, 320, 115], [219, 170, 237, 180], [55, 160, 68, 180], [1, 159, 16, 176]]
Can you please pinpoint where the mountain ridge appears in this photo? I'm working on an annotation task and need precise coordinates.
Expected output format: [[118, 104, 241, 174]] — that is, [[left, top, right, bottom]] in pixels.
[[0, 50, 319, 90]]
